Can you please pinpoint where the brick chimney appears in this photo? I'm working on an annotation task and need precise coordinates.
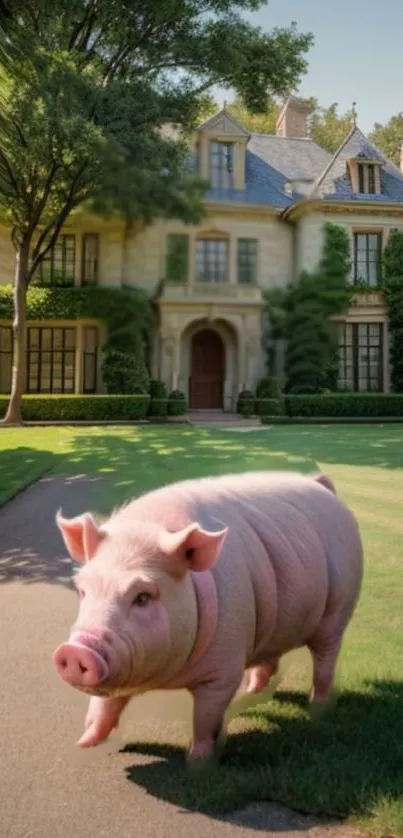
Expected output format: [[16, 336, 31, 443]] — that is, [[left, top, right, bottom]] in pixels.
[[276, 97, 312, 139]]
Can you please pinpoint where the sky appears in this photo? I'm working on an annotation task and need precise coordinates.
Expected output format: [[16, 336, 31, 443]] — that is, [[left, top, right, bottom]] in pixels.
[[215, 0, 403, 134]]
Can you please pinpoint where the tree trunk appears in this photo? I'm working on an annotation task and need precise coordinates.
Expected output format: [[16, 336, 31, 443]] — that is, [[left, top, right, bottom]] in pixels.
[[3, 243, 29, 426]]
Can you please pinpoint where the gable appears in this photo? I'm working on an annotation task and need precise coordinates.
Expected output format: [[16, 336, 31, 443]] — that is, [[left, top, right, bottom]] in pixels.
[[198, 109, 250, 139]]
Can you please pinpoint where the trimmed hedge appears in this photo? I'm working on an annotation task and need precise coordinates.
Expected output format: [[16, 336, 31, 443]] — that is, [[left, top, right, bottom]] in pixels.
[[285, 393, 403, 418], [147, 398, 169, 418], [236, 390, 254, 417], [254, 397, 284, 417], [168, 390, 187, 416], [0, 395, 150, 422]]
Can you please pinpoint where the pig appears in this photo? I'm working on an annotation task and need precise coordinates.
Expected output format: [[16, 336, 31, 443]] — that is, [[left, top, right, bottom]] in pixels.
[[53, 470, 363, 760]]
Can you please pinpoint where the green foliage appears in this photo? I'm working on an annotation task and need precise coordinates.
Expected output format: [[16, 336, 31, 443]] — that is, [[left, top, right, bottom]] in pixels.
[[369, 113, 403, 168], [101, 350, 150, 395], [284, 393, 403, 418], [167, 390, 187, 416], [0, 282, 152, 355], [383, 229, 403, 391], [147, 398, 169, 419], [254, 397, 284, 416], [0, 394, 150, 421], [236, 389, 255, 417], [165, 235, 189, 284], [149, 379, 168, 399], [255, 376, 280, 399], [264, 223, 351, 394]]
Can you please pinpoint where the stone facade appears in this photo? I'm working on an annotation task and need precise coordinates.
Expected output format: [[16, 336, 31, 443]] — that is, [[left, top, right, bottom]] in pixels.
[[1, 98, 403, 407]]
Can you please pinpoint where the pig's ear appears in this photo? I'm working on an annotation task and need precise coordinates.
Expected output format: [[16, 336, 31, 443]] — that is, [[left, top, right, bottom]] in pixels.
[[160, 522, 228, 572], [56, 509, 105, 562]]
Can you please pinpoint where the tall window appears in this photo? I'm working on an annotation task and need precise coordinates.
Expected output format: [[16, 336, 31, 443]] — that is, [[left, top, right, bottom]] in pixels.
[[27, 327, 76, 393], [357, 163, 377, 195], [354, 232, 382, 286], [338, 322, 383, 392], [38, 235, 76, 286], [209, 141, 235, 188], [195, 239, 229, 283], [237, 239, 257, 284], [83, 326, 98, 393], [0, 326, 12, 393], [82, 234, 99, 285]]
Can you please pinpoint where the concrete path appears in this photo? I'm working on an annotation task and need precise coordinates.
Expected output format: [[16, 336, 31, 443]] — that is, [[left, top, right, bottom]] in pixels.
[[0, 476, 361, 838]]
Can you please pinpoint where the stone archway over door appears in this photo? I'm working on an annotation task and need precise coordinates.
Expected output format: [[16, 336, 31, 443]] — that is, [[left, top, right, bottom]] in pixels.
[[190, 329, 225, 409]]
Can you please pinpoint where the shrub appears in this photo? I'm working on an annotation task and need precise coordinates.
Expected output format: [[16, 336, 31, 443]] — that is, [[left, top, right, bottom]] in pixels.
[[236, 389, 255, 417], [255, 376, 281, 399], [168, 390, 187, 416], [101, 350, 150, 395], [285, 393, 403, 418], [0, 395, 150, 422], [254, 397, 284, 416], [147, 398, 168, 418], [149, 379, 168, 399]]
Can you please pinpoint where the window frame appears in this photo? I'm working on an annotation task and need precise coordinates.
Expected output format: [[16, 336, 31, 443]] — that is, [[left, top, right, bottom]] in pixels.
[[237, 238, 258, 285], [208, 140, 236, 189], [37, 234, 76, 287], [81, 233, 99, 286], [26, 326, 76, 394], [353, 231, 382, 286], [195, 238, 229, 284], [0, 325, 12, 394], [338, 321, 384, 392]]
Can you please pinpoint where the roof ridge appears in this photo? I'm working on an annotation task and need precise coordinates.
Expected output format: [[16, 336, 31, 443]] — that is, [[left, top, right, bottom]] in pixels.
[[311, 123, 358, 194]]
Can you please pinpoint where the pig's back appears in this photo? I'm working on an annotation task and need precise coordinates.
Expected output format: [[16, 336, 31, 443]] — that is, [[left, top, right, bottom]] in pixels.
[[117, 472, 362, 659]]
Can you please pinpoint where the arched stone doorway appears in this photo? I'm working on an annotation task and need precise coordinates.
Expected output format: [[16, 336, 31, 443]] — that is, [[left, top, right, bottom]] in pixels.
[[189, 328, 225, 409]]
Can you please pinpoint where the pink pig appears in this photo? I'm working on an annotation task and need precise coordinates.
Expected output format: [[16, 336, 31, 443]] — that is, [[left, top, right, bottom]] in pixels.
[[53, 470, 363, 759]]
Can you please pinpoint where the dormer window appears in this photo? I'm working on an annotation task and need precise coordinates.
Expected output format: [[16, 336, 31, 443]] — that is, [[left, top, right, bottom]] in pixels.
[[358, 163, 377, 194], [209, 140, 235, 188]]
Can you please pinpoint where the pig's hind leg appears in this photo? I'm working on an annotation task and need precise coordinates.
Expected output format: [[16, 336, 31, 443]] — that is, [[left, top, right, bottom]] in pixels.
[[78, 695, 131, 748], [307, 620, 345, 704]]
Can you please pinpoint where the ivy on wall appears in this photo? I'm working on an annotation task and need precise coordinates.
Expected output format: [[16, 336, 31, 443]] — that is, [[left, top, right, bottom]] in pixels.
[[0, 284, 154, 393], [0, 284, 153, 354], [264, 222, 352, 393], [383, 228, 403, 392]]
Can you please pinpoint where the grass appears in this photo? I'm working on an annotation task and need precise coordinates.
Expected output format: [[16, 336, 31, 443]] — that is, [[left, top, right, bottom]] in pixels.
[[2, 422, 403, 834]]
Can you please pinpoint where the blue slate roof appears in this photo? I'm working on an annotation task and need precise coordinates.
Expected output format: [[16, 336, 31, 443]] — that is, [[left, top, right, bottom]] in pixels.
[[312, 125, 403, 203], [187, 116, 403, 210]]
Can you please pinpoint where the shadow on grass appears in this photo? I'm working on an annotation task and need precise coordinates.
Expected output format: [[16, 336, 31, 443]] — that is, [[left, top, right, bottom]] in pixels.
[[123, 679, 403, 828], [1, 422, 403, 588]]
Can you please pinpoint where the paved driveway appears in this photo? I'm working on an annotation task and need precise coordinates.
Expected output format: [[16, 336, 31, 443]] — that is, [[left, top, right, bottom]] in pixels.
[[0, 476, 360, 838]]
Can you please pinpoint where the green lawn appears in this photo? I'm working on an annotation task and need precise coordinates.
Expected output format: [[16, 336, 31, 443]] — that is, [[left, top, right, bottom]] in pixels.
[[1, 422, 403, 834]]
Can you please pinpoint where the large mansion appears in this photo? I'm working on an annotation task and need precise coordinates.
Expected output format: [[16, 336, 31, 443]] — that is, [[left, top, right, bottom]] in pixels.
[[1, 96, 402, 410]]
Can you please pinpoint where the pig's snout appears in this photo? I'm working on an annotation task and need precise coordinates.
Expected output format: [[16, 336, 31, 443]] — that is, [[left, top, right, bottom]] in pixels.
[[54, 642, 109, 689]]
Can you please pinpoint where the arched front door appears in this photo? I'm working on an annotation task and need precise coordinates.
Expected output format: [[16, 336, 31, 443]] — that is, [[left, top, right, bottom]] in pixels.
[[190, 329, 225, 409]]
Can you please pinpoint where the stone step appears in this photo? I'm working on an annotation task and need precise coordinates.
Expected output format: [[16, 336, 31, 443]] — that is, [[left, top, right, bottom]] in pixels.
[[186, 411, 261, 428]]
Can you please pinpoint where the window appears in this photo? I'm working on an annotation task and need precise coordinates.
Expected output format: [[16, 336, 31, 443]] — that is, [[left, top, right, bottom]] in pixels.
[[237, 239, 257, 284], [338, 322, 383, 392], [83, 326, 98, 393], [0, 326, 12, 394], [165, 234, 189, 284], [82, 234, 99, 285], [354, 232, 382, 286], [27, 327, 76, 393], [357, 163, 378, 195], [209, 141, 235, 188], [195, 239, 229, 283], [38, 235, 76, 286]]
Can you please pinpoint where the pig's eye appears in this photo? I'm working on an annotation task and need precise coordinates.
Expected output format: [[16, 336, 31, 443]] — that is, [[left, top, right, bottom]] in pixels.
[[77, 588, 85, 600], [132, 592, 151, 608]]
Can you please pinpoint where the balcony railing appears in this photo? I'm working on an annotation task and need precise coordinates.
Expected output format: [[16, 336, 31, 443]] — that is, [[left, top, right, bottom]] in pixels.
[[161, 281, 263, 303]]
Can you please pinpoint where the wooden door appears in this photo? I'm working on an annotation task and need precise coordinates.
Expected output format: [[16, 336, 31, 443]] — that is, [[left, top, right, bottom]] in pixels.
[[190, 329, 225, 409]]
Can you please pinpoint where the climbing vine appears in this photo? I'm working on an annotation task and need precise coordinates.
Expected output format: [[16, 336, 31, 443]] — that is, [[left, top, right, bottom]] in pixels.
[[264, 222, 352, 393], [383, 228, 403, 391]]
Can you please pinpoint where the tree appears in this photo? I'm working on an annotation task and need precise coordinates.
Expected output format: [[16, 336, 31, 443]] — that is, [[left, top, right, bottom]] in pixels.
[[383, 228, 403, 391], [369, 114, 403, 169], [0, 1, 313, 424], [227, 96, 279, 134]]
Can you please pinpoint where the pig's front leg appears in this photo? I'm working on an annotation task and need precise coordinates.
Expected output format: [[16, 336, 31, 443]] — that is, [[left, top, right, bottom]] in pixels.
[[78, 695, 131, 748], [189, 674, 242, 760]]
